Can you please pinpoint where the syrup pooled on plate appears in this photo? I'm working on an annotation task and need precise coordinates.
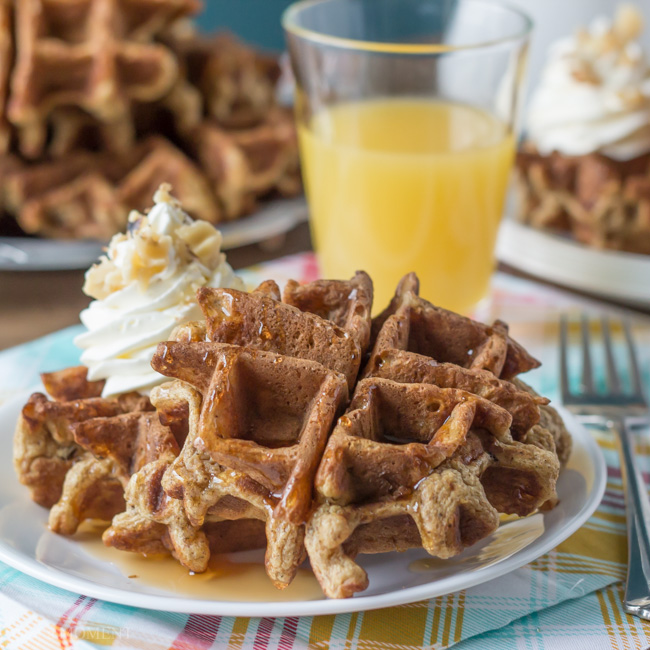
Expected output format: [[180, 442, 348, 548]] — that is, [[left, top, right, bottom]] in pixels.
[[75, 522, 323, 602]]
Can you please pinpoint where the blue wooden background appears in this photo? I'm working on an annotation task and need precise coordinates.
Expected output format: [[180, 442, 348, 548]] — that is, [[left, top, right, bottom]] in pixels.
[[198, 1, 295, 50]]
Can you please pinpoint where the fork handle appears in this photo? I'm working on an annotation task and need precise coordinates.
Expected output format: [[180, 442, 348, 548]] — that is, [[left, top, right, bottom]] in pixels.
[[612, 416, 650, 619]]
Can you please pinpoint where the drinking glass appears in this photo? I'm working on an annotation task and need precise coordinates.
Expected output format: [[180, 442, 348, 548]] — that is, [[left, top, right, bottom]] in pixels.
[[283, 0, 531, 313]]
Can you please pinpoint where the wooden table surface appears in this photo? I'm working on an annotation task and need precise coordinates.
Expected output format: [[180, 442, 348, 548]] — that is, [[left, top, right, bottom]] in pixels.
[[2, 222, 649, 351]]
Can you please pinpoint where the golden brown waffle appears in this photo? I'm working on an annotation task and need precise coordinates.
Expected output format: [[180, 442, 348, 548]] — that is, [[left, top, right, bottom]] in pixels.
[[164, 27, 281, 129], [170, 272, 372, 357], [282, 271, 374, 355], [7, 0, 200, 159], [108, 274, 371, 574], [516, 148, 650, 255], [514, 378, 572, 466], [193, 108, 301, 220], [13, 367, 151, 509], [366, 273, 541, 381], [195, 282, 367, 390], [365, 274, 571, 469], [143, 342, 349, 586], [1, 109, 301, 237], [49, 410, 181, 535], [116, 136, 219, 224], [104, 381, 267, 570], [306, 377, 559, 598], [41, 365, 105, 401], [366, 348, 545, 440], [0, 3, 301, 239], [47, 107, 135, 158], [3, 137, 220, 239], [0, 0, 12, 154], [200, 33, 280, 129]]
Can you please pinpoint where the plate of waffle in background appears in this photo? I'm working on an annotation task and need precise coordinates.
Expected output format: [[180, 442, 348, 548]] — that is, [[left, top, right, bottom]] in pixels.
[[498, 6, 650, 307], [0, 0, 305, 270], [3, 185, 606, 614]]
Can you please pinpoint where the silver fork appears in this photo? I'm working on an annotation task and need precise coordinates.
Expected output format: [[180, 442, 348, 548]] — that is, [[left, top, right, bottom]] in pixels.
[[560, 314, 650, 619]]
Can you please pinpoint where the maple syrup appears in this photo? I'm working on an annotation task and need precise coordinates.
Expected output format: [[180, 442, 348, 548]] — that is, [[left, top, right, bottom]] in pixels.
[[75, 521, 323, 602]]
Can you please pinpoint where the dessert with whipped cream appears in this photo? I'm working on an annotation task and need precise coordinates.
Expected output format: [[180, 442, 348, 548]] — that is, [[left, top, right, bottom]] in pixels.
[[75, 184, 244, 397], [516, 5, 650, 255]]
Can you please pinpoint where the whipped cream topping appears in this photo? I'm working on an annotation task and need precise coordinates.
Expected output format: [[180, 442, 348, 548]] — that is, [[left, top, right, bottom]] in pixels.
[[75, 184, 244, 397], [527, 5, 650, 160]]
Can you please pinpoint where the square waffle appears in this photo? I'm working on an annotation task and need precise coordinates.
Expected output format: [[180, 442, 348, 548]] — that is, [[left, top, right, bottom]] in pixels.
[[164, 27, 281, 130], [49, 409, 181, 535], [7, 0, 200, 158], [13, 366, 151, 509], [195, 282, 366, 390], [146, 341, 349, 587], [5, 136, 220, 239], [193, 108, 301, 220], [306, 377, 558, 598], [367, 273, 540, 381], [105, 380, 268, 570]]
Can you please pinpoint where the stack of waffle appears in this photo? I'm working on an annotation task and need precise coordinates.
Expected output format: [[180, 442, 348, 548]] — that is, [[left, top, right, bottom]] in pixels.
[[0, 1, 301, 240], [516, 147, 650, 256], [14, 272, 571, 599]]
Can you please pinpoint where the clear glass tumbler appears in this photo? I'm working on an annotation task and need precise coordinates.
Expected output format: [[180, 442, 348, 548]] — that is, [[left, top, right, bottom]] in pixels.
[[283, 0, 531, 313]]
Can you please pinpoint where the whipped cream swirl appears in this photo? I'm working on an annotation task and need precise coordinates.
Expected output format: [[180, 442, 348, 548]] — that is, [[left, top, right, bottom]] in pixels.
[[75, 184, 244, 397], [527, 5, 650, 160]]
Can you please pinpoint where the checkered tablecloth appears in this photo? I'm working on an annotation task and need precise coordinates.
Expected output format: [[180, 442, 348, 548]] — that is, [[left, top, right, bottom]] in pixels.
[[2, 252, 650, 650]]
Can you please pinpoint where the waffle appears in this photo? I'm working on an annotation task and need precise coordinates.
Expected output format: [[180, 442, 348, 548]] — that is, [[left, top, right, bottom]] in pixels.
[[105, 381, 268, 569], [116, 136, 219, 224], [306, 377, 559, 598], [49, 410, 180, 535], [282, 271, 373, 355], [366, 273, 540, 381], [366, 349, 545, 440], [516, 148, 650, 255], [47, 107, 135, 158], [0, 2, 302, 239], [116, 342, 349, 585], [0, 0, 12, 154], [2, 110, 301, 237], [7, 0, 200, 159], [193, 108, 301, 220], [194, 277, 370, 390], [13, 366, 151, 509], [365, 274, 571, 468], [514, 379, 572, 466], [164, 27, 281, 129], [4, 137, 220, 239]]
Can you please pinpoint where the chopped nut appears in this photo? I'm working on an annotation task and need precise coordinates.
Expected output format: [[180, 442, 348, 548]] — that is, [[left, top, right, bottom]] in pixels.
[[570, 60, 600, 85], [614, 4, 644, 43]]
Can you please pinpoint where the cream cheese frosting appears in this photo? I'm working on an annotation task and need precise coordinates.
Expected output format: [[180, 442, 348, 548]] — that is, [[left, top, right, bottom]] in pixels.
[[75, 184, 244, 397], [527, 5, 650, 160]]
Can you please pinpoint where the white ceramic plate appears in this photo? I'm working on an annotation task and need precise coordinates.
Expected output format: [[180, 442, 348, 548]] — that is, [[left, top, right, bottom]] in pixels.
[[0, 390, 605, 617], [496, 218, 650, 308], [0, 197, 309, 271]]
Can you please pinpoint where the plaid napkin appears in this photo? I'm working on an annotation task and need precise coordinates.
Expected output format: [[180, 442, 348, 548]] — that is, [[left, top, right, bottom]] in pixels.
[[1, 252, 650, 650]]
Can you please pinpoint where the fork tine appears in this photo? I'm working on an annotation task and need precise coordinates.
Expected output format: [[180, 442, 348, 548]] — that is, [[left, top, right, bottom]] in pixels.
[[623, 319, 645, 399], [559, 314, 571, 400], [601, 316, 622, 394], [580, 313, 596, 394]]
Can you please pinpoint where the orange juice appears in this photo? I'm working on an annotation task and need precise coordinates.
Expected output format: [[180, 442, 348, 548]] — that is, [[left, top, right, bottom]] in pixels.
[[298, 99, 515, 313]]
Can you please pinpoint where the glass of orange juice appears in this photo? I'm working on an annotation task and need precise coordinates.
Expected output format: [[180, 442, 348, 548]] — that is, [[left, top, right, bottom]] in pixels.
[[283, 0, 531, 314]]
